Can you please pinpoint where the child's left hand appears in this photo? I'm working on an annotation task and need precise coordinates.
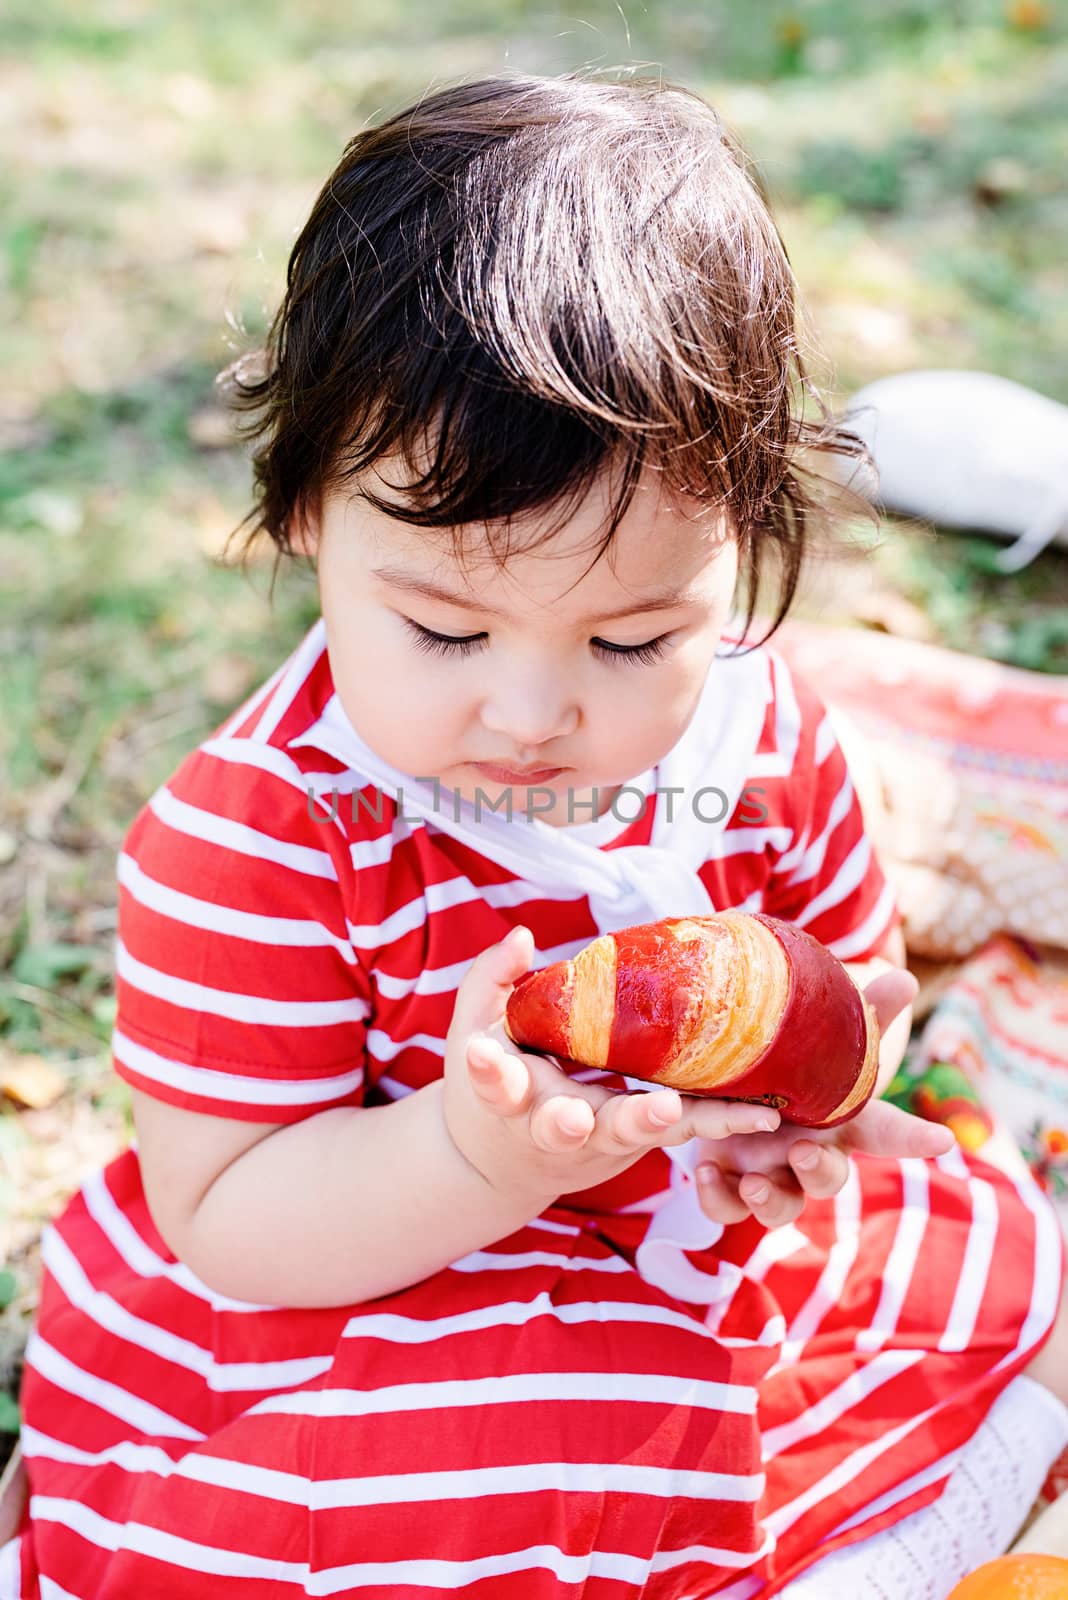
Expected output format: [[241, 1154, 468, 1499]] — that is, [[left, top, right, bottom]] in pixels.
[[692, 967, 956, 1231]]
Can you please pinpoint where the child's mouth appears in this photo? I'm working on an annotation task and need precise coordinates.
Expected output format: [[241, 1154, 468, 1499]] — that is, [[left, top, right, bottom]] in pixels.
[[469, 762, 568, 784]]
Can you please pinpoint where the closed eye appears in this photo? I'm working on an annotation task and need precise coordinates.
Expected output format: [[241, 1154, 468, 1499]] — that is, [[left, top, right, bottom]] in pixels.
[[589, 634, 672, 666], [403, 621, 485, 659], [402, 619, 672, 666]]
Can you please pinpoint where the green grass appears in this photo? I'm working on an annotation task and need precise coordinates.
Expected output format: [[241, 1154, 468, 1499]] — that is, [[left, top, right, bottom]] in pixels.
[[2, 3, 1068, 1455], [2, 0, 1066, 1038]]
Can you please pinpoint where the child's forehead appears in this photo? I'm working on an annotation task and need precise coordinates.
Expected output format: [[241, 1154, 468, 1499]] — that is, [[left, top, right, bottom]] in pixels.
[[356, 476, 734, 617]]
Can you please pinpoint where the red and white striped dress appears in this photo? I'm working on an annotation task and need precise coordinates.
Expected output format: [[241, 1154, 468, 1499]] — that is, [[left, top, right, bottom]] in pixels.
[[5, 620, 1062, 1599]]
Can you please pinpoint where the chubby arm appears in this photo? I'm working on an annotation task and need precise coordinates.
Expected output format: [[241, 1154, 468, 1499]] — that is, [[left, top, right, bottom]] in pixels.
[[131, 1082, 552, 1308]]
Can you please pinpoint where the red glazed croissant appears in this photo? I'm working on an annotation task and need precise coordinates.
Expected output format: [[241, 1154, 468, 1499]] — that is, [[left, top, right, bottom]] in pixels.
[[503, 912, 881, 1128]]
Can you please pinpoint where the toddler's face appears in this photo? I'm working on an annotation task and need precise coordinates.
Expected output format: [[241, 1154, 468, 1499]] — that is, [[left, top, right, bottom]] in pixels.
[[304, 465, 739, 828]]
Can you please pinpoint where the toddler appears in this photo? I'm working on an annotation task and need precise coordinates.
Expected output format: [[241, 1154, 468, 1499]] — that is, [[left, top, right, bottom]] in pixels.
[[4, 70, 1067, 1600]]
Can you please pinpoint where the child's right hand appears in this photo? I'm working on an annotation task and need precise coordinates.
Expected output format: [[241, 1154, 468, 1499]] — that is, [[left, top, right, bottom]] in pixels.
[[441, 924, 782, 1206]]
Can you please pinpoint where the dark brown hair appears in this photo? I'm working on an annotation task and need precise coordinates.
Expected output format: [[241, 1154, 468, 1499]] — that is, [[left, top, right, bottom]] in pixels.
[[224, 69, 866, 649]]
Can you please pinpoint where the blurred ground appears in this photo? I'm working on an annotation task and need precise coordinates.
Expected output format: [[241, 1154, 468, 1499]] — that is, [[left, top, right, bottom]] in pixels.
[[2, 0, 1068, 1459]]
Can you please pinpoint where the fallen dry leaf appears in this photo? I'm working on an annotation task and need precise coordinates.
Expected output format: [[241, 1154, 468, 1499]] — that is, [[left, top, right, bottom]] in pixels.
[[0, 1053, 67, 1111]]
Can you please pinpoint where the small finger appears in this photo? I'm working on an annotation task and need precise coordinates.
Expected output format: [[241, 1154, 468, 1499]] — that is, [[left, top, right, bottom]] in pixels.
[[467, 1036, 530, 1115], [454, 925, 535, 1040], [787, 1139, 850, 1198], [594, 1088, 682, 1152], [679, 1099, 781, 1144], [690, 1123, 800, 1172], [530, 1093, 595, 1152], [695, 1161, 751, 1224], [862, 968, 919, 1035], [839, 1098, 956, 1160], [737, 1169, 806, 1230]]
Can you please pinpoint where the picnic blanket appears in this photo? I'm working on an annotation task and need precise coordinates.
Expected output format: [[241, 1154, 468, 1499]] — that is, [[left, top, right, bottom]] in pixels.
[[774, 620, 1068, 957], [775, 620, 1068, 1511], [775, 620, 1068, 1224]]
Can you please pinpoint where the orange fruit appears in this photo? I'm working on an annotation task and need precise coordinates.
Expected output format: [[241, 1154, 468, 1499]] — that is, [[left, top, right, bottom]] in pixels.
[[948, 1553, 1068, 1598]]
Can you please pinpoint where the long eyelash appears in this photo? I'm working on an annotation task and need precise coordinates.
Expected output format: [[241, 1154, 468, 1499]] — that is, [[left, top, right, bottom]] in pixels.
[[403, 620, 487, 659], [591, 635, 670, 666], [403, 619, 670, 666]]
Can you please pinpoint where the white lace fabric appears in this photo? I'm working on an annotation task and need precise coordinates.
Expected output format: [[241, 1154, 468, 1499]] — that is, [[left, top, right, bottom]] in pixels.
[[778, 1375, 1068, 1600]]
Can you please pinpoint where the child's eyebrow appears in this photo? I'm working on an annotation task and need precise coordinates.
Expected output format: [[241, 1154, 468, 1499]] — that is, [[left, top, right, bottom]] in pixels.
[[371, 564, 703, 623]]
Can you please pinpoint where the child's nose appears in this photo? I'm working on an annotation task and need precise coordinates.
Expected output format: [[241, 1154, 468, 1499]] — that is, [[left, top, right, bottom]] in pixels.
[[480, 681, 580, 751]]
